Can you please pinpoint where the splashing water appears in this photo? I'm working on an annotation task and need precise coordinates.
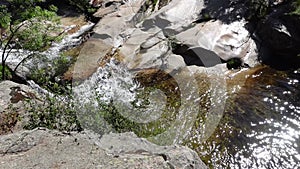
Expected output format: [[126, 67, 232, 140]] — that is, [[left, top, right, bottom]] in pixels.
[[73, 59, 228, 145], [73, 59, 141, 109]]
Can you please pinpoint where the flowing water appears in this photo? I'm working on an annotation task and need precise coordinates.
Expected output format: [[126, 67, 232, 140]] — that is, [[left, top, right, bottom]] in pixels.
[[73, 54, 300, 168], [185, 67, 300, 168], [2, 2, 299, 167], [47, 16, 300, 168], [73, 60, 227, 144]]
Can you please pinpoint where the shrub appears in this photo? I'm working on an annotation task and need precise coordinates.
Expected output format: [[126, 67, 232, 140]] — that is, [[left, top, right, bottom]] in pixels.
[[23, 92, 82, 132]]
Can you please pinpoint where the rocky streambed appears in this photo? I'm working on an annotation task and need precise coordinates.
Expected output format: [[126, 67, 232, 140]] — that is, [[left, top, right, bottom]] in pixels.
[[1, 0, 300, 168]]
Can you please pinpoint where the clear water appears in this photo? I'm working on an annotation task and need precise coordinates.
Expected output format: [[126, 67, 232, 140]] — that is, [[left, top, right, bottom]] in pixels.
[[73, 59, 227, 145], [186, 67, 300, 168], [73, 55, 300, 168]]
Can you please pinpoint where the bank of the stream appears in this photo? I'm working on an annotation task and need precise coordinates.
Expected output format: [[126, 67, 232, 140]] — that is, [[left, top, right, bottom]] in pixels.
[[1, 0, 300, 169]]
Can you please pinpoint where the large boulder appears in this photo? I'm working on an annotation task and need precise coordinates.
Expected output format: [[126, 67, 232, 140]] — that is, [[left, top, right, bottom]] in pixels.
[[0, 129, 208, 169], [92, 0, 146, 47], [175, 20, 258, 67], [256, 2, 300, 68], [69, 38, 113, 81], [258, 15, 300, 55]]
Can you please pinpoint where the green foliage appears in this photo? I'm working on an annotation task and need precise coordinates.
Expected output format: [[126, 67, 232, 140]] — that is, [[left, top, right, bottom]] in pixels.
[[0, 106, 19, 135], [98, 102, 138, 133], [28, 54, 74, 94], [1, 0, 57, 26], [64, 0, 97, 16], [22, 54, 78, 131], [10, 4, 61, 51], [15, 21, 61, 51], [226, 58, 243, 70], [0, 65, 12, 80], [245, 0, 269, 21], [0, 0, 63, 80], [24, 93, 82, 132], [0, 5, 11, 29], [291, 0, 300, 15]]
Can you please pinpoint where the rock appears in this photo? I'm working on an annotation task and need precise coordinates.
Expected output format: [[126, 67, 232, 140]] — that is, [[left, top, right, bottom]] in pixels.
[[257, 15, 300, 57], [92, 0, 145, 47], [99, 132, 208, 169], [0, 81, 40, 134], [69, 38, 113, 81], [120, 29, 172, 69], [141, 0, 204, 34], [68, 0, 149, 80], [0, 129, 208, 169], [253, 0, 300, 69], [90, 0, 205, 70], [175, 20, 259, 67], [84, 0, 261, 75], [91, 0, 260, 71], [0, 81, 39, 113], [117, 0, 205, 69], [90, 0, 124, 8]]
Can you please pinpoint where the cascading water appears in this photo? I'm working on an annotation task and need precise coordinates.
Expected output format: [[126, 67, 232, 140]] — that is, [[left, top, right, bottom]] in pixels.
[[1, 22, 94, 78], [72, 59, 227, 145]]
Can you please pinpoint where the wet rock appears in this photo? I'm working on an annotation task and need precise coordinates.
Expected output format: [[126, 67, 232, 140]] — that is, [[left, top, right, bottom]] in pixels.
[[69, 38, 112, 81], [0, 129, 208, 169]]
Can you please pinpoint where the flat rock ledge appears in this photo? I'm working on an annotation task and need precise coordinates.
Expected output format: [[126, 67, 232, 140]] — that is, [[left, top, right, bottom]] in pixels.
[[0, 128, 207, 169]]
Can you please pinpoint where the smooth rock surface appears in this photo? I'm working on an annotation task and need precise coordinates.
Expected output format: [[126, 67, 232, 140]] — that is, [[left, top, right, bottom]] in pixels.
[[176, 20, 258, 67], [92, 0, 145, 47], [0, 129, 208, 169], [71, 38, 112, 81]]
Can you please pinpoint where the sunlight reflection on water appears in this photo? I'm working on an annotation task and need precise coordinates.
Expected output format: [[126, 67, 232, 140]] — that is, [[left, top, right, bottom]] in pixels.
[[191, 67, 300, 168]]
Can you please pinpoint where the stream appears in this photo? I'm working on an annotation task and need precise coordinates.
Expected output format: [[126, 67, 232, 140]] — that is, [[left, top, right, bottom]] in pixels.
[[73, 57, 300, 168], [186, 67, 300, 168], [4, 8, 299, 169]]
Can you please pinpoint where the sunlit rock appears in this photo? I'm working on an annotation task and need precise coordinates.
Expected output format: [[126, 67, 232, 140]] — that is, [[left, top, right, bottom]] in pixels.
[[70, 38, 112, 81], [176, 20, 259, 67], [141, 0, 204, 34], [92, 0, 145, 47], [0, 129, 208, 168], [0, 81, 41, 134]]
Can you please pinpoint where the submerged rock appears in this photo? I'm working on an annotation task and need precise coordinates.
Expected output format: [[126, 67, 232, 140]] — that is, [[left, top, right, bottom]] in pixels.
[[0, 129, 208, 169]]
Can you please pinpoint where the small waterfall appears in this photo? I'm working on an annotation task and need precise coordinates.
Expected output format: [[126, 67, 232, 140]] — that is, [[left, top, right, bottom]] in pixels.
[[1, 22, 94, 76], [73, 59, 228, 145], [73, 59, 141, 108]]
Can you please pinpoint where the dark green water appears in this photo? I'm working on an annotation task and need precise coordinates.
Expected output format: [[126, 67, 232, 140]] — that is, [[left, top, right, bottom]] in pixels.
[[185, 67, 300, 168]]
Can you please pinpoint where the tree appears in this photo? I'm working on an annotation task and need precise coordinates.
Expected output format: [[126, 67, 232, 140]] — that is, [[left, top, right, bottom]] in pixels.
[[0, 0, 62, 80]]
